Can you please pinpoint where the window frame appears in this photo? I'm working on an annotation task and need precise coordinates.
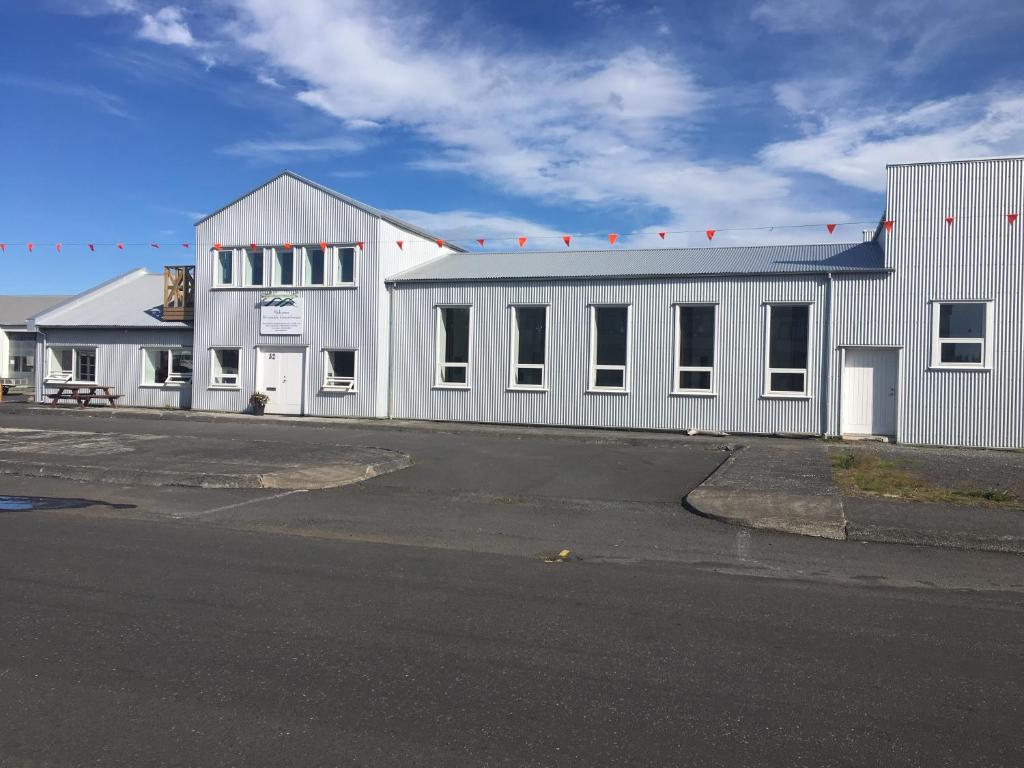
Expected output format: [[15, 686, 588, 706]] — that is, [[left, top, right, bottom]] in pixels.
[[140, 346, 193, 387], [763, 303, 812, 398], [434, 304, 473, 389], [930, 300, 993, 370], [243, 248, 265, 287], [588, 304, 632, 394], [45, 346, 98, 384], [322, 348, 358, 392], [209, 347, 242, 390], [302, 246, 327, 287], [672, 303, 717, 396], [508, 304, 549, 391], [332, 245, 358, 287], [214, 249, 235, 287], [272, 247, 297, 287]]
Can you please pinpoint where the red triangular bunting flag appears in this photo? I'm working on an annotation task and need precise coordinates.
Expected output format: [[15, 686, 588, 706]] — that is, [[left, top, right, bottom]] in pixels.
[[563, 235, 571, 247], [884, 220, 894, 233], [945, 216, 954, 226], [1008, 213, 1018, 225], [436, 239, 444, 248], [213, 243, 222, 250], [518, 237, 527, 247], [27, 243, 33, 252], [396, 240, 404, 250], [0, 244, 5, 252], [182, 243, 189, 249], [826, 223, 836, 234], [117, 242, 124, 250], [658, 231, 666, 240], [705, 230, 715, 241], [88, 243, 95, 252], [150, 243, 160, 249], [320, 241, 328, 251], [608, 233, 618, 245], [476, 238, 485, 247], [356, 241, 364, 250], [250, 243, 258, 251], [56, 243, 62, 252], [283, 242, 292, 249]]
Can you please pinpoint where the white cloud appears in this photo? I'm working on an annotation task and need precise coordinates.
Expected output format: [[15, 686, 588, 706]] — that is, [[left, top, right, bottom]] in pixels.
[[219, 136, 365, 159], [0, 74, 130, 118], [762, 90, 1024, 191], [256, 72, 283, 88], [138, 6, 196, 47]]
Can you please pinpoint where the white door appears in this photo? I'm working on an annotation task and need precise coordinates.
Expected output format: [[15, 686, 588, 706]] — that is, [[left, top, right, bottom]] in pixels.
[[842, 348, 898, 436], [259, 348, 305, 415]]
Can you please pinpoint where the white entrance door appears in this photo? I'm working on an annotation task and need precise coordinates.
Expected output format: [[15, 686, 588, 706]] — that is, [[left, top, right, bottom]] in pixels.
[[842, 348, 898, 436], [259, 348, 305, 415]]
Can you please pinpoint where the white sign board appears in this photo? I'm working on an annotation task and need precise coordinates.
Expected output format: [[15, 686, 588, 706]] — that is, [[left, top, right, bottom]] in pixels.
[[260, 294, 304, 335]]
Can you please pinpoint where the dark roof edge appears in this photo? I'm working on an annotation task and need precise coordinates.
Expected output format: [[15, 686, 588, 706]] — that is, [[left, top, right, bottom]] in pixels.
[[387, 267, 892, 285]]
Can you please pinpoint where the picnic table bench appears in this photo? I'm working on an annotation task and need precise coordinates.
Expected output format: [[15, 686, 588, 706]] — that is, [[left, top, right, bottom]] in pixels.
[[46, 384, 123, 409]]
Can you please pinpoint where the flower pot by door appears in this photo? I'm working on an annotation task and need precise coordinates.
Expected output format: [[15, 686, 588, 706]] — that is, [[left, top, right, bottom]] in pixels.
[[252, 403, 266, 416]]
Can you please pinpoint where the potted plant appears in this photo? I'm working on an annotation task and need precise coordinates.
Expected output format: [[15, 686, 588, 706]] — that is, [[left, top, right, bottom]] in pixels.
[[249, 391, 269, 415]]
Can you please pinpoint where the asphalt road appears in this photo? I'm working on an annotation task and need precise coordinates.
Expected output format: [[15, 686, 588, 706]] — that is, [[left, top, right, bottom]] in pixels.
[[0, 410, 1022, 765]]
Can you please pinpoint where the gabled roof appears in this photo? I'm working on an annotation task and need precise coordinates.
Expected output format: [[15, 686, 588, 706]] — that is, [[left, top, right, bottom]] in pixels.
[[387, 241, 887, 284], [195, 170, 465, 251], [29, 269, 189, 330], [0, 295, 72, 327]]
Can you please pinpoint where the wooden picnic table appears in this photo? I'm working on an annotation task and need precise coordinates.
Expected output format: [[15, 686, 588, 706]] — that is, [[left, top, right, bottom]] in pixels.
[[46, 384, 122, 409]]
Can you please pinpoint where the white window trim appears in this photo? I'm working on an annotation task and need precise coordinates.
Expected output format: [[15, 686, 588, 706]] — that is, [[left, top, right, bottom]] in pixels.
[[209, 347, 242, 390], [214, 249, 235, 287], [45, 346, 98, 385], [332, 245, 359, 287], [322, 348, 358, 392], [672, 303, 717, 396], [434, 304, 473, 389], [929, 300, 993, 370], [272, 247, 297, 288], [588, 304, 631, 394], [302, 246, 328, 287], [763, 303, 812, 398], [140, 346, 193, 388], [243, 248, 266, 288], [508, 304, 549, 391]]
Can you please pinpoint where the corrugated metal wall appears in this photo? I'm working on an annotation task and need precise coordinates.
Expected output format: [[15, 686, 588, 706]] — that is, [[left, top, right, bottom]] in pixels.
[[390, 275, 827, 434], [192, 174, 449, 417], [36, 328, 194, 408], [831, 158, 1024, 448]]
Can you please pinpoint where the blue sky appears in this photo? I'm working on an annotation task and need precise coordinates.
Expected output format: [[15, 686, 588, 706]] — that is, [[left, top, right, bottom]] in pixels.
[[2, 0, 1022, 293]]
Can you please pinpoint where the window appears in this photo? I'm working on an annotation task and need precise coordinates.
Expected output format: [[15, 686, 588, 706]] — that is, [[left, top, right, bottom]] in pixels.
[[510, 305, 547, 388], [675, 305, 715, 393], [244, 249, 264, 286], [324, 349, 357, 390], [766, 304, 810, 395], [215, 250, 233, 286], [932, 301, 992, 368], [273, 248, 295, 286], [304, 247, 326, 286], [435, 306, 471, 386], [46, 347, 96, 383], [210, 348, 240, 388], [334, 247, 356, 285], [590, 305, 630, 391], [142, 347, 193, 385]]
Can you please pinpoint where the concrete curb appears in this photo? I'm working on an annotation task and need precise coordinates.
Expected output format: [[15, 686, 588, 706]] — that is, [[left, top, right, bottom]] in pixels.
[[0, 452, 412, 490], [685, 487, 847, 541]]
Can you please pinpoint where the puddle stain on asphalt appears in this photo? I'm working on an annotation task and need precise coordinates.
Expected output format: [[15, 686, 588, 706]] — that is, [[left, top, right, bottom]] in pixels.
[[0, 496, 136, 512]]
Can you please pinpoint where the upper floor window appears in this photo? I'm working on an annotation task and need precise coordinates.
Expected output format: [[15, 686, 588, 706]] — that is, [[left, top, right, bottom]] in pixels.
[[304, 247, 326, 286], [510, 305, 547, 389], [675, 304, 716, 393], [334, 247, 356, 285], [273, 247, 295, 286], [215, 250, 233, 286], [765, 304, 810, 396], [435, 305, 471, 387], [142, 347, 193, 385], [931, 301, 992, 368], [244, 248, 264, 287], [589, 305, 630, 391]]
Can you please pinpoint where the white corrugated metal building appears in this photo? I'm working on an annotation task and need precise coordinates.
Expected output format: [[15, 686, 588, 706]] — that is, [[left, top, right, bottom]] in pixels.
[[30, 157, 1024, 448], [0, 295, 70, 388]]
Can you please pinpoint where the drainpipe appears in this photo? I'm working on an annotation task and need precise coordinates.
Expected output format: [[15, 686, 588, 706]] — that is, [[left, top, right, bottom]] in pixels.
[[820, 272, 834, 437], [386, 282, 395, 419]]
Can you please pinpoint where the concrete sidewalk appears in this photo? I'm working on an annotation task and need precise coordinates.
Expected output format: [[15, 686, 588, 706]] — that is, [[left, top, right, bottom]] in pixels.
[[0, 426, 411, 489], [685, 440, 1024, 554]]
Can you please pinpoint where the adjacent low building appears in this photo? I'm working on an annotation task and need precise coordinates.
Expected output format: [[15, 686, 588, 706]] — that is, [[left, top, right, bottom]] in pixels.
[[0, 295, 70, 390], [29, 156, 1024, 448]]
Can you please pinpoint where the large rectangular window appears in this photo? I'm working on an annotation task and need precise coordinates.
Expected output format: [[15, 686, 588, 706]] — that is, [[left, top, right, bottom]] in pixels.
[[324, 349, 357, 390], [590, 305, 629, 391], [435, 306, 471, 387], [273, 248, 295, 286], [142, 347, 193, 385], [766, 304, 810, 395], [244, 249, 264, 287], [932, 301, 992, 368], [215, 250, 234, 286], [304, 247, 326, 286], [675, 304, 715, 393], [210, 348, 240, 388], [334, 247, 356, 285], [510, 305, 547, 389], [46, 347, 97, 383]]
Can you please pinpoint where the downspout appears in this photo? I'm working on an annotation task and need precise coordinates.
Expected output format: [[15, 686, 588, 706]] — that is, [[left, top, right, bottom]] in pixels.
[[386, 281, 396, 419], [820, 272, 834, 437], [35, 329, 47, 404]]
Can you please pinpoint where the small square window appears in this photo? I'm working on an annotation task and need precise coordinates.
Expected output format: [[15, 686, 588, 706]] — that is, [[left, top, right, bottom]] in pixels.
[[932, 302, 991, 368], [324, 350, 357, 390], [211, 348, 240, 387]]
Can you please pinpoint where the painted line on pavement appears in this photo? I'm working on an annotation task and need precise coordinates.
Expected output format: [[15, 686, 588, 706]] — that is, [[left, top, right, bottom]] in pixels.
[[178, 489, 309, 518]]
